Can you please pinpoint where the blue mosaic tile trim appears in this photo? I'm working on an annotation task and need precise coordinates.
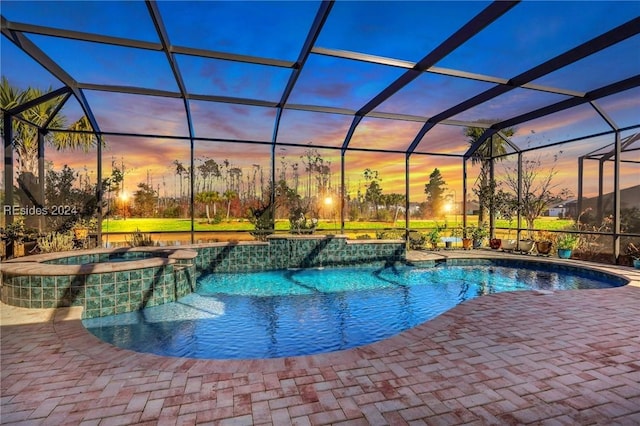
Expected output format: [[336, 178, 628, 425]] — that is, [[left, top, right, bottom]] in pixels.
[[193, 238, 406, 273], [195, 244, 272, 274], [0, 262, 198, 319], [43, 251, 154, 265], [1, 238, 402, 318]]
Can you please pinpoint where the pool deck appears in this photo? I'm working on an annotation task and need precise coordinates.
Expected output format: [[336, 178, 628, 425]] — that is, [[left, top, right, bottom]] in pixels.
[[2, 250, 640, 425]]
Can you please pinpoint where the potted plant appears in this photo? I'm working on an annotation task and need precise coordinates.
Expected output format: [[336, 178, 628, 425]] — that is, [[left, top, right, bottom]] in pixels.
[[471, 223, 488, 249], [557, 233, 579, 259], [73, 223, 89, 240], [534, 231, 555, 256], [461, 227, 473, 250], [4, 220, 27, 258], [625, 242, 640, 269], [427, 227, 441, 250], [489, 237, 502, 250], [72, 217, 96, 240]]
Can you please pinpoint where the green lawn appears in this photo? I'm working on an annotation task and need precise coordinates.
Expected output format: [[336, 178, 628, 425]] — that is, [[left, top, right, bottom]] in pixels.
[[101, 216, 574, 234]]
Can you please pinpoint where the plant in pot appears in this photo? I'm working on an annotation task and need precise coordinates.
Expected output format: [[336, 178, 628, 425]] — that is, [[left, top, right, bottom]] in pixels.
[[72, 218, 92, 240], [534, 230, 555, 256], [427, 227, 441, 250], [471, 223, 488, 249], [489, 236, 502, 250], [625, 242, 640, 269], [461, 227, 473, 250], [71, 217, 97, 249], [556, 233, 579, 259], [3, 221, 37, 257], [4, 220, 27, 258]]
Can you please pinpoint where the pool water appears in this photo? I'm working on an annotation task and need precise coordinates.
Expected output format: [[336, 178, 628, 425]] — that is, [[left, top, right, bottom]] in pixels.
[[83, 264, 623, 359]]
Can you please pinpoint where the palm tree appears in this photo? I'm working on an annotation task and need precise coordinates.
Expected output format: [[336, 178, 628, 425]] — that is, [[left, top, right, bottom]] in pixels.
[[2, 78, 98, 231], [465, 125, 514, 223], [172, 160, 186, 199], [384, 193, 406, 223], [223, 189, 238, 221], [1, 77, 98, 177], [195, 191, 220, 224]]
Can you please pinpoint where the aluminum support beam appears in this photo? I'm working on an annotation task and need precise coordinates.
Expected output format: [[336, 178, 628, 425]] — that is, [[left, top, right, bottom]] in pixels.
[[408, 17, 640, 155], [3, 114, 14, 225], [494, 75, 640, 132], [358, 1, 518, 118], [5, 19, 294, 68], [278, 1, 333, 109], [577, 156, 584, 221], [267, 1, 333, 231], [489, 135, 495, 237], [517, 153, 523, 241], [341, 1, 516, 154], [597, 160, 604, 223], [405, 154, 411, 244], [6, 87, 71, 116], [37, 130, 45, 232], [1, 16, 101, 134], [462, 159, 467, 231], [613, 131, 621, 262], [147, 0, 197, 243], [340, 153, 345, 233]]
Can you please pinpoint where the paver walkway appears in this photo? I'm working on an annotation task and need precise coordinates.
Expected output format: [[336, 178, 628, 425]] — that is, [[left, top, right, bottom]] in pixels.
[[2, 256, 640, 425]]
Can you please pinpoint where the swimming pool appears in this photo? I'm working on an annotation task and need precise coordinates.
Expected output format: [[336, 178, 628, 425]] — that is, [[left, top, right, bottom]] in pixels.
[[83, 262, 625, 359]]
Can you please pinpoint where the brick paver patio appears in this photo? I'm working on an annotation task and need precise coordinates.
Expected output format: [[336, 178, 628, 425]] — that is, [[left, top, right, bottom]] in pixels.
[[2, 255, 640, 425]]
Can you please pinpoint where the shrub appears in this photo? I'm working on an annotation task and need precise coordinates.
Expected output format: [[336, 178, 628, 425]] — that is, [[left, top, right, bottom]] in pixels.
[[127, 228, 154, 247], [408, 231, 427, 250], [376, 230, 403, 240], [37, 231, 75, 253], [557, 233, 579, 250], [355, 234, 372, 240], [248, 203, 274, 241]]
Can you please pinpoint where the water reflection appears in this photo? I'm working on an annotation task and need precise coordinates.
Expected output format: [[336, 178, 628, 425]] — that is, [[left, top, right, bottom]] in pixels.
[[83, 264, 621, 359]]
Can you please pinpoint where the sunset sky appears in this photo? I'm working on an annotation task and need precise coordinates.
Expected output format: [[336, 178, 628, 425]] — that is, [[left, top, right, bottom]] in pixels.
[[2, 1, 639, 201]]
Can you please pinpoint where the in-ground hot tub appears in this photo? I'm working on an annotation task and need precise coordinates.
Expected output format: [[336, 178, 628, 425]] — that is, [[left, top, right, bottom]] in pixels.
[[0, 247, 197, 318]]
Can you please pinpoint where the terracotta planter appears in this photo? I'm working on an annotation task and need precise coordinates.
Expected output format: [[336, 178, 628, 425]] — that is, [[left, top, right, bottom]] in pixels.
[[462, 238, 472, 250], [12, 241, 25, 258], [74, 227, 89, 240], [489, 238, 502, 250], [535, 241, 553, 256]]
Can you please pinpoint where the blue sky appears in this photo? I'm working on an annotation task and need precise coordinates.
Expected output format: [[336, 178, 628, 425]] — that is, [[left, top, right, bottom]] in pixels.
[[1, 1, 639, 197]]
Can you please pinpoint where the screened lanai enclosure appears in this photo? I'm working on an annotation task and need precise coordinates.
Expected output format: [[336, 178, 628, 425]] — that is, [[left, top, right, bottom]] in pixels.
[[1, 1, 639, 263]]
